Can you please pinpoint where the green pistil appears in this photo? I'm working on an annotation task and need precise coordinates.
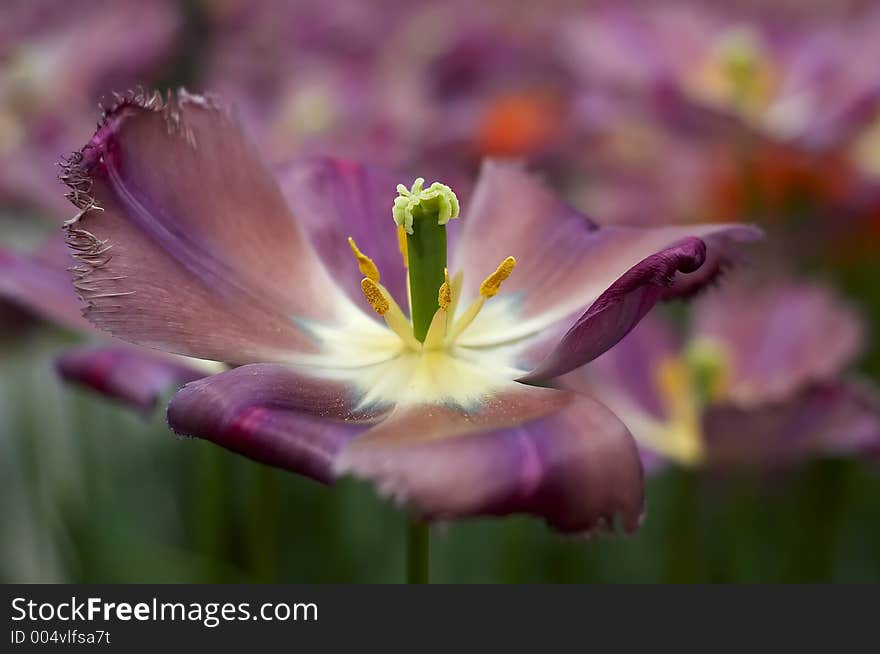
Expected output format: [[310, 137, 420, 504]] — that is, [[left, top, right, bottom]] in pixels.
[[393, 178, 460, 342]]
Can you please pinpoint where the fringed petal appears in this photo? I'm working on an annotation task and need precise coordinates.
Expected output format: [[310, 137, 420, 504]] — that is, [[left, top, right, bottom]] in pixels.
[[60, 89, 353, 363]]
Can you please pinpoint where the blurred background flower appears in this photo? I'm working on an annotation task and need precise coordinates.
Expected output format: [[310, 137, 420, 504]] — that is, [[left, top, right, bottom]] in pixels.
[[0, 0, 878, 582], [575, 276, 880, 470], [0, 0, 181, 216]]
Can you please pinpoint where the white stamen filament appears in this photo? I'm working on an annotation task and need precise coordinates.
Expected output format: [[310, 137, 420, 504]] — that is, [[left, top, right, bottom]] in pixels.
[[448, 296, 485, 343], [423, 309, 448, 350], [383, 293, 422, 351]]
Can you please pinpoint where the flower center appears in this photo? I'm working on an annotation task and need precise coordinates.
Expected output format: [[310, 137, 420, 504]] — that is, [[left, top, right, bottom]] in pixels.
[[315, 178, 521, 409], [349, 177, 517, 356], [642, 340, 730, 466], [686, 27, 779, 123]]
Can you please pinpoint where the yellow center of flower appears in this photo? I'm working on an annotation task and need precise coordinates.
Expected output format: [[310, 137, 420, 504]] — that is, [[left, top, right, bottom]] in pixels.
[[348, 235, 517, 356], [297, 178, 524, 410], [686, 27, 779, 124], [638, 340, 730, 467]]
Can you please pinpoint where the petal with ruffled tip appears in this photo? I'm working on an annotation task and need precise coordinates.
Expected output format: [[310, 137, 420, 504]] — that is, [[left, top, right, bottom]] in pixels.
[[517, 237, 712, 383], [60, 89, 354, 364], [56, 346, 208, 413], [451, 161, 760, 381]]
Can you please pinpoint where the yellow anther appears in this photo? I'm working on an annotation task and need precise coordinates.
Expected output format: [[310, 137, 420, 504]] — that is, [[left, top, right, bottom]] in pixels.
[[348, 237, 380, 283], [358, 277, 421, 350], [438, 268, 451, 310], [361, 278, 389, 315], [479, 256, 516, 298], [448, 261, 514, 343], [397, 225, 409, 268]]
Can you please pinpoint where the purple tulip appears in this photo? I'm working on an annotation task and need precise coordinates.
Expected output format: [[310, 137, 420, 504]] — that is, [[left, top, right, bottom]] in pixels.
[[57, 88, 759, 532], [555, 2, 880, 250], [561, 2, 880, 142], [573, 277, 880, 471]]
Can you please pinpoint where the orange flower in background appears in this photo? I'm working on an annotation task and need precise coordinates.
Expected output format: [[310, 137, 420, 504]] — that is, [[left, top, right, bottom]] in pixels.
[[474, 90, 564, 158]]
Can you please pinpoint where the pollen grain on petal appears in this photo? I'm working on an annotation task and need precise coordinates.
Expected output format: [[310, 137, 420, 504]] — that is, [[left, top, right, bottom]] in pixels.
[[348, 237, 380, 282], [361, 278, 389, 315], [480, 256, 516, 298]]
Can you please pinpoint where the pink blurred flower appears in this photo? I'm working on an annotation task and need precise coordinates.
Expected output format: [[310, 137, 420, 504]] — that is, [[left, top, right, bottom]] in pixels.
[[570, 276, 880, 472], [0, 0, 180, 216]]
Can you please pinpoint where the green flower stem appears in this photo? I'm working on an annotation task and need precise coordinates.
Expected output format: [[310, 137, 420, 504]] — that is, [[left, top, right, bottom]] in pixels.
[[664, 468, 704, 583], [407, 216, 447, 342], [248, 464, 279, 583], [196, 444, 227, 582], [406, 517, 430, 584], [784, 460, 849, 582]]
